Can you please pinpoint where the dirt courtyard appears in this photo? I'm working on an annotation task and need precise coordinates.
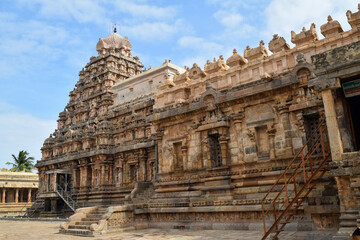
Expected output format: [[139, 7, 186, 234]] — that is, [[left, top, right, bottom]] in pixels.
[[0, 220, 336, 240]]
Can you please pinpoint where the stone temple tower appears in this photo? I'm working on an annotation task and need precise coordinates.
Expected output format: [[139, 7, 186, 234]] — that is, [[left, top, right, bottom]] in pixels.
[[39, 32, 143, 208], [59, 31, 144, 132], [42, 31, 143, 156]]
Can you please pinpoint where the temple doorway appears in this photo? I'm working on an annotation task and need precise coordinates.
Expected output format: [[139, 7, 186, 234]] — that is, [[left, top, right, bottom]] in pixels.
[[345, 94, 360, 150], [341, 75, 360, 151]]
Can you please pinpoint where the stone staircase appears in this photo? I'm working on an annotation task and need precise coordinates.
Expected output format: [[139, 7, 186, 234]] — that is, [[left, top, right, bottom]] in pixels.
[[24, 198, 44, 217], [60, 207, 107, 236]]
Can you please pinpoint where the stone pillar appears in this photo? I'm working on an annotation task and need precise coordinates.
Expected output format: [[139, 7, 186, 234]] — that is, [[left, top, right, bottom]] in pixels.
[[322, 89, 343, 161], [53, 173, 57, 192], [202, 133, 211, 168], [118, 167, 123, 185], [139, 155, 147, 182], [38, 172, 43, 192], [105, 165, 110, 184], [46, 174, 49, 192], [232, 113, 245, 163], [194, 129, 202, 168], [109, 165, 113, 185], [101, 165, 105, 185], [81, 166, 88, 187], [121, 162, 126, 184], [15, 189, 19, 203], [27, 189, 32, 203], [72, 166, 77, 188], [321, 89, 354, 239], [267, 127, 276, 160], [333, 176, 358, 240], [219, 136, 229, 166], [181, 146, 188, 170], [65, 174, 68, 192], [2, 189, 6, 203], [277, 103, 293, 156], [91, 165, 96, 187], [155, 133, 164, 174], [98, 168, 101, 185]]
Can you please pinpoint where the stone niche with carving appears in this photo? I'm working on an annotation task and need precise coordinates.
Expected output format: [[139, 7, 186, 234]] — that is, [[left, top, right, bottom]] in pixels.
[[244, 103, 276, 162]]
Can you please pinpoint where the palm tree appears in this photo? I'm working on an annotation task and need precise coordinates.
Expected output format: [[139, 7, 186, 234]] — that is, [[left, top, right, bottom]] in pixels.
[[6, 150, 36, 172]]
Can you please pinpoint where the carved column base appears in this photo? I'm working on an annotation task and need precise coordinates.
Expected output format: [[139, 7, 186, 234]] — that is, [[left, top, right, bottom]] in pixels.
[[333, 210, 357, 240]]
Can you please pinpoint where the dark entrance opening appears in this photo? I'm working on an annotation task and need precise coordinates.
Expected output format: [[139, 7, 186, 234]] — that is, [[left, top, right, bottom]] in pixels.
[[341, 75, 360, 151], [57, 173, 73, 192], [208, 133, 222, 167], [345, 94, 360, 150], [44, 199, 51, 212]]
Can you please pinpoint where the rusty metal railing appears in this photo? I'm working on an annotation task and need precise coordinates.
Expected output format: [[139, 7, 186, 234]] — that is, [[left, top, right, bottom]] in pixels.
[[261, 116, 331, 240]]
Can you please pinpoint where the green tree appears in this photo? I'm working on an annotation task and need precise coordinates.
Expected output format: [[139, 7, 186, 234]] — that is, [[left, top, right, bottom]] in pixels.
[[6, 150, 36, 172]]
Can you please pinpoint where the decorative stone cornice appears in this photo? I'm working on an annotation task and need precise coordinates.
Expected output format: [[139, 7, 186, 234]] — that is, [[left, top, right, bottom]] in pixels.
[[244, 40, 269, 62], [226, 49, 246, 68], [320, 15, 343, 38], [347, 4, 360, 29], [204, 55, 228, 73], [268, 34, 290, 53], [291, 23, 319, 46], [188, 63, 207, 79], [308, 77, 341, 91]]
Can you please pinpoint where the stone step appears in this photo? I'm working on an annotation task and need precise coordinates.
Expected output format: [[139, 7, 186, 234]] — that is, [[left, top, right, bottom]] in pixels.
[[60, 229, 93, 236], [68, 225, 90, 230], [93, 209, 107, 213], [91, 211, 106, 215], [75, 221, 96, 226], [82, 217, 101, 221], [87, 213, 104, 218]]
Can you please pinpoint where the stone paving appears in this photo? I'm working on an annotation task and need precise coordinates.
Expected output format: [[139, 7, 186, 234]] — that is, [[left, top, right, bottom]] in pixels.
[[0, 220, 336, 240]]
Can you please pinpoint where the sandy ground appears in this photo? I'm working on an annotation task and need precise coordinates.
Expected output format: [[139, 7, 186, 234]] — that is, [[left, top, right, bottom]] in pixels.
[[0, 220, 336, 240]]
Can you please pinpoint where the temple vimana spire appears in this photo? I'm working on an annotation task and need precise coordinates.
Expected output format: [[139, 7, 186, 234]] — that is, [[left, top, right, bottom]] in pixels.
[[33, 3, 360, 239]]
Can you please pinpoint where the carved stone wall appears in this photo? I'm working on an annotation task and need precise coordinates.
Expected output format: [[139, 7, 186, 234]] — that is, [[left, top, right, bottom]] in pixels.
[[39, 4, 360, 236]]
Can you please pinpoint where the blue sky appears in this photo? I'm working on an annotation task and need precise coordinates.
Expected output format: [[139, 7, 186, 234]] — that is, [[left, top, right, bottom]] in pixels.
[[0, 0, 357, 170]]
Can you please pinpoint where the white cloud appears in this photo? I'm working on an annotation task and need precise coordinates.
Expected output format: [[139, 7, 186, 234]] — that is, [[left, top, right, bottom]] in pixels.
[[178, 36, 224, 53], [16, 0, 109, 25], [178, 36, 226, 68], [123, 19, 193, 42], [112, 0, 178, 21], [16, 0, 179, 26], [264, 0, 356, 43], [206, 0, 258, 50], [0, 12, 91, 79], [212, 23, 256, 44], [214, 10, 243, 28], [0, 102, 57, 170], [205, 0, 244, 9]]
